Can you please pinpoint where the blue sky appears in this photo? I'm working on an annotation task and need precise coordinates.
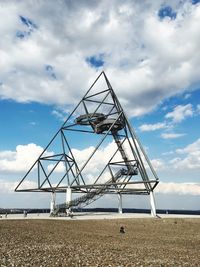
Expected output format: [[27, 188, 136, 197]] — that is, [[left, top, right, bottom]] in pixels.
[[0, 0, 200, 210]]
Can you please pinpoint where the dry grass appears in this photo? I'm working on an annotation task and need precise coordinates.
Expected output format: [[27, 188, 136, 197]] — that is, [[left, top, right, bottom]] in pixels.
[[0, 218, 200, 266]]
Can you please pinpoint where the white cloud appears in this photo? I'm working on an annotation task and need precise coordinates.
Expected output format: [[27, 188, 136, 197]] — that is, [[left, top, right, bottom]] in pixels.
[[152, 138, 200, 175], [0, 179, 37, 193], [162, 150, 174, 156], [171, 138, 200, 169], [0, 137, 153, 189], [0, 138, 199, 197], [0, 143, 44, 173], [47, 162, 65, 173], [139, 122, 167, 132], [0, 1, 200, 116], [176, 138, 200, 154], [165, 104, 193, 123], [71, 142, 122, 183], [52, 110, 67, 122], [156, 182, 200, 196], [4, 136, 197, 191], [151, 159, 165, 171], [161, 132, 186, 139], [71, 137, 159, 184], [1, 138, 200, 207]]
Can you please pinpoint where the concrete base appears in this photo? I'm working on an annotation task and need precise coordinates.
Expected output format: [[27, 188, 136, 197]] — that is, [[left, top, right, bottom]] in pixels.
[[118, 193, 123, 214], [150, 191, 156, 217], [50, 192, 56, 214], [66, 187, 72, 215]]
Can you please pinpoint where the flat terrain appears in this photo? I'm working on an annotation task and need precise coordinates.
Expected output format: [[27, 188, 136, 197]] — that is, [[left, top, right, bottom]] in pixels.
[[0, 218, 199, 266]]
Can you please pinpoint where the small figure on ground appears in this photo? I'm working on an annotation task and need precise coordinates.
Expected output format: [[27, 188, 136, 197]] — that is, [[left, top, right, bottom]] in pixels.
[[120, 226, 125, 234], [23, 210, 27, 218]]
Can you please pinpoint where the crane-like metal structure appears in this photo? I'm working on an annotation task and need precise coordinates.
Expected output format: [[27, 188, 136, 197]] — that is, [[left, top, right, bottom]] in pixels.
[[15, 72, 159, 216]]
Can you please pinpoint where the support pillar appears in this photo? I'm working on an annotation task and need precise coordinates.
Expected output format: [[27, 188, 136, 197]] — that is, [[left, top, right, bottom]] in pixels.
[[118, 193, 123, 214], [150, 191, 156, 217], [50, 192, 56, 215], [66, 187, 72, 216]]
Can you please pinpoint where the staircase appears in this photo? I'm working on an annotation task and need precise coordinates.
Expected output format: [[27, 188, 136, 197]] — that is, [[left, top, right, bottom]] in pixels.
[[112, 133, 138, 175], [52, 168, 127, 215]]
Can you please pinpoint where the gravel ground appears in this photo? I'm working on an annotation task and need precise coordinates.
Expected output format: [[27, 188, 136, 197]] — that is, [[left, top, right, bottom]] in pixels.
[[0, 218, 199, 266]]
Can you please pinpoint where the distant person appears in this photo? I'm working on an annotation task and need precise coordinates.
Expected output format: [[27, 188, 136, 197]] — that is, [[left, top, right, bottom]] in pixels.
[[120, 226, 125, 234]]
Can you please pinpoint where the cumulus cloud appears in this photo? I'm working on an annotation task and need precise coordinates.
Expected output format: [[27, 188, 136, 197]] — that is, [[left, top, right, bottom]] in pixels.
[[150, 159, 165, 171], [0, 179, 37, 193], [52, 109, 67, 122], [139, 122, 167, 132], [0, 143, 45, 173], [165, 104, 193, 123], [0, 1, 200, 116], [161, 132, 186, 139], [162, 150, 174, 156], [47, 162, 65, 173], [176, 138, 200, 154], [1, 138, 198, 189], [156, 182, 200, 195], [0, 136, 156, 190], [1, 139, 200, 199], [171, 138, 200, 169], [71, 142, 123, 183], [148, 138, 200, 175]]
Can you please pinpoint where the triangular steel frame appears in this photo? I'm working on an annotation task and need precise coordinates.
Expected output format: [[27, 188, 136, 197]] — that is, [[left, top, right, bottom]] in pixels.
[[15, 71, 159, 210]]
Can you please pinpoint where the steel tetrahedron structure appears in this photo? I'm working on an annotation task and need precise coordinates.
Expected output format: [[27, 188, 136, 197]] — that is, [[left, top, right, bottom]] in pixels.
[[15, 71, 159, 216]]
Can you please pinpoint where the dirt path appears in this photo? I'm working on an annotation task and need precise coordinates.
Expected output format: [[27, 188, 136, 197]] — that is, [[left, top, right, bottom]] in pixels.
[[0, 218, 199, 266]]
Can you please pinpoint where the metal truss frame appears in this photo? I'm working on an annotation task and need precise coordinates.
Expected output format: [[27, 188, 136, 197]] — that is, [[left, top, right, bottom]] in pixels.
[[15, 71, 159, 208]]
